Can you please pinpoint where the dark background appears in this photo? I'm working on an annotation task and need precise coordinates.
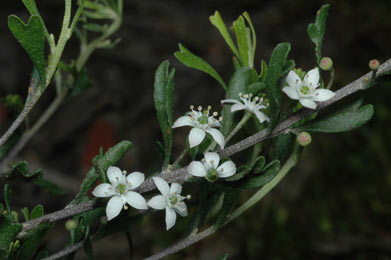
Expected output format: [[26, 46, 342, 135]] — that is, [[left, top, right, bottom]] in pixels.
[[0, 0, 390, 259]]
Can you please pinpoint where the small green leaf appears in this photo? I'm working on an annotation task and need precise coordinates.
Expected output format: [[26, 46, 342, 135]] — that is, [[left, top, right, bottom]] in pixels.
[[232, 16, 249, 67], [83, 236, 94, 260], [209, 11, 240, 58], [247, 82, 266, 96], [30, 205, 44, 219], [221, 67, 258, 136], [83, 23, 104, 32], [294, 99, 374, 133], [307, 4, 330, 63], [215, 187, 240, 230], [4, 184, 12, 213], [16, 222, 52, 260], [8, 15, 46, 86], [154, 61, 175, 169], [252, 156, 266, 174], [240, 160, 280, 189], [69, 68, 93, 97], [282, 59, 296, 76], [265, 42, 291, 131], [273, 134, 295, 162], [69, 141, 133, 205], [21, 207, 29, 222], [0, 214, 22, 250], [175, 44, 227, 90], [78, 208, 104, 226], [242, 11, 256, 68], [259, 59, 268, 82]]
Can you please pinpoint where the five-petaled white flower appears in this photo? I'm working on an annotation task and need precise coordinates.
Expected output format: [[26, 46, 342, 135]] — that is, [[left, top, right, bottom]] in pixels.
[[172, 105, 225, 149], [187, 152, 236, 182], [221, 93, 270, 124], [282, 68, 335, 109], [92, 166, 148, 220], [147, 177, 189, 230]]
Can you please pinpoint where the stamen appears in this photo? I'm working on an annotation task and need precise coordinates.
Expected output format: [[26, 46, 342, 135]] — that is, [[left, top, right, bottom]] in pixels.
[[239, 92, 243, 97], [255, 96, 259, 101], [219, 116, 223, 121], [186, 195, 191, 200], [207, 105, 211, 110], [124, 205, 128, 210], [213, 112, 218, 117], [198, 106, 202, 111], [190, 105, 194, 110]]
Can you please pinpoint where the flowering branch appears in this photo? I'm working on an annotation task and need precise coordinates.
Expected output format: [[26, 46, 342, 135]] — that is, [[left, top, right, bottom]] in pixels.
[[26, 57, 391, 260]]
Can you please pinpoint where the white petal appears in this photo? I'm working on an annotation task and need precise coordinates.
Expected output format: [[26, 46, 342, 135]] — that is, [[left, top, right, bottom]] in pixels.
[[312, 89, 335, 102], [125, 191, 148, 210], [170, 183, 182, 195], [221, 99, 241, 105], [286, 70, 302, 88], [147, 195, 166, 210], [126, 171, 145, 189], [299, 98, 317, 109], [188, 128, 206, 148], [152, 177, 170, 196], [187, 161, 207, 177], [107, 166, 124, 184], [217, 160, 236, 178], [174, 201, 188, 217], [205, 128, 225, 149], [304, 68, 320, 87], [172, 116, 194, 128], [165, 207, 177, 230], [208, 117, 221, 128], [204, 152, 220, 169], [106, 196, 124, 220], [254, 110, 270, 124], [231, 103, 247, 112], [92, 183, 116, 198], [282, 86, 299, 100]]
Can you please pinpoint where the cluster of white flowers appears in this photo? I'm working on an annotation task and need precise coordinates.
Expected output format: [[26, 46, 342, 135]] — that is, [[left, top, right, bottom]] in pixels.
[[93, 66, 334, 230]]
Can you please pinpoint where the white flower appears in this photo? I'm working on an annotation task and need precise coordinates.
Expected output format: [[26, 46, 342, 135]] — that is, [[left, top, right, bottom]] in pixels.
[[282, 68, 335, 109], [187, 152, 236, 182], [172, 105, 225, 149], [92, 166, 148, 220], [147, 177, 189, 230], [221, 93, 270, 123]]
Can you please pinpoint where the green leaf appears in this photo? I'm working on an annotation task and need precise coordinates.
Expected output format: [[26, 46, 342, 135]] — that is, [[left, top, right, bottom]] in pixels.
[[252, 156, 266, 174], [69, 68, 93, 97], [175, 44, 227, 90], [0, 214, 22, 250], [240, 160, 280, 189], [4, 184, 12, 213], [8, 15, 46, 86], [16, 222, 52, 260], [215, 187, 240, 230], [69, 141, 133, 205], [226, 165, 249, 181], [247, 82, 266, 96], [307, 4, 330, 63], [78, 208, 104, 226], [232, 16, 249, 67], [273, 134, 295, 162], [30, 205, 44, 219], [21, 207, 29, 222], [221, 67, 258, 136], [265, 42, 291, 131], [259, 59, 268, 82], [209, 11, 240, 58], [218, 253, 229, 260], [294, 99, 374, 133], [34, 246, 49, 260], [83, 236, 94, 259], [282, 59, 296, 76], [242, 11, 256, 68], [154, 61, 175, 169]]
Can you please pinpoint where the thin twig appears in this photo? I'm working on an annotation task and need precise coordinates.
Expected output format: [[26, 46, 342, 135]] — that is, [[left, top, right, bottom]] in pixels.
[[42, 240, 85, 260]]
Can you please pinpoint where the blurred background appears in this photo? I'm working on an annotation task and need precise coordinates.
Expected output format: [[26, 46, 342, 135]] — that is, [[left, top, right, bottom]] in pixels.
[[0, 0, 390, 259]]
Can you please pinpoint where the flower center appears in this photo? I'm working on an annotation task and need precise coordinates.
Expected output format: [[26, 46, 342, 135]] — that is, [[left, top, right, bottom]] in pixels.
[[206, 169, 218, 182], [169, 195, 178, 205], [198, 114, 208, 125], [116, 184, 126, 194], [300, 86, 310, 95]]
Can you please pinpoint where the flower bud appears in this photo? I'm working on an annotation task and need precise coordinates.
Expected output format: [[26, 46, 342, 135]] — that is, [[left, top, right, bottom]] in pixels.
[[296, 132, 312, 147], [369, 59, 379, 70], [319, 57, 333, 71], [65, 219, 78, 231]]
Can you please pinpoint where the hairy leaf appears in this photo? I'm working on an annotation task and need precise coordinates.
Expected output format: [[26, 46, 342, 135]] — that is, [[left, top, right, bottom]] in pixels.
[[8, 15, 46, 86], [294, 99, 374, 133], [265, 42, 291, 131], [154, 61, 175, 169], [273, 134, 295, 162], [0, 214, 22, 250], [240, 160, 280, 189], [307, 4, 330, 63], [215, 187, 240, 230], [232, 16, 249, 67], [30, 205, 44, 219], [16, 222, 52, 260], [175, 43, 227, 90]]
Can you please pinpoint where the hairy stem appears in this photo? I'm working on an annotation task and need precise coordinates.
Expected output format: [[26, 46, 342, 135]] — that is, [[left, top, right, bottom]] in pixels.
[[326, 67, 335, 90]]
